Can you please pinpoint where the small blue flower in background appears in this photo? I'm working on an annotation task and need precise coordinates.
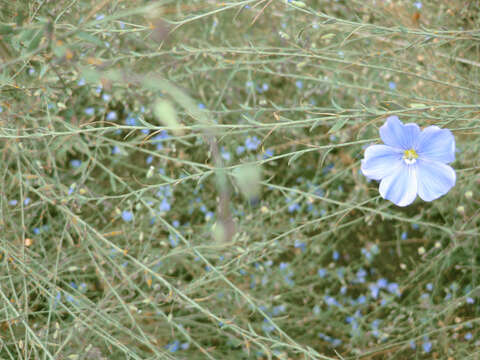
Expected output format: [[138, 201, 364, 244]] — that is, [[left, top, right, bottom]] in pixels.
[[106, 111, 117, 121], [111, 146, 121, 155], [125, 115, 137, 126], [294, 239, 306, 252], [414, 2, 422, 10], [422, 337, 432, 353], [236, 145, 245, 155], [220, 147, 231, 161], [165, 340, 180, 352], [245, 136, 261, 151], [159, 198, 171, 212], [152, 130, 169, 150], [388, 81, 396, 90], [317, 268, 327, 278], [70, 159, 82, 168], [263, 149, 274, 159], [84, 107, 95, 116], [122, 210, 133, 222], [361, 116, 456, 206], [332, 250, 339, 261]]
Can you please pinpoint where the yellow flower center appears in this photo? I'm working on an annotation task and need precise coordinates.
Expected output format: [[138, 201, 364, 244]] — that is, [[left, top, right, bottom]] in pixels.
[[403, 149, 418, 164]]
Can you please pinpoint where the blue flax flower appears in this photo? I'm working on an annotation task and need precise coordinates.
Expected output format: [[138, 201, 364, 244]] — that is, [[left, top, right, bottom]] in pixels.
[[361, 116, 456, 206]]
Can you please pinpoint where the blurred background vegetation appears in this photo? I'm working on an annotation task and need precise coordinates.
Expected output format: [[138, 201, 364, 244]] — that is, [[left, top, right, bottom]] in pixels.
[[1, 0, 479, 359]]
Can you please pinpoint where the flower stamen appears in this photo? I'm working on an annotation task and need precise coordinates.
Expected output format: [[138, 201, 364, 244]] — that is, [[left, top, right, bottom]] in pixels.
[[403, 149, 418, 164]]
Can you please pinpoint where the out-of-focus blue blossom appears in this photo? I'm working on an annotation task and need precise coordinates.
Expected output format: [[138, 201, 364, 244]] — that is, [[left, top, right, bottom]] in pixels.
[[272, 304, 286, 315], [102, 93, 111, 102], [205, 211, 214, 221], [152, 130, 169, 150], [294, 240, 306, 252], [388, 81, 396, 90], [165, 340, 180, 353], [84, 107, 95, 116], [324, 295, 340, 307], [377, 278, 388, 288], [236, 146, 245, 155], [288, 202, 300, 213], [318, 268, 327, 278], [70, 159, 82, 168], [111, 146, 121, 155], [125, 115, 137, 126], [78, 78, 86, 86], [245, 136, 261, 151], [159, 198, 171, 212], [197, 103, 206, 109], [361, 247, 373, 262], [331, 338, 342, 347], [263, 149, 274, 159], [220, 147, 231, 161], [465, 332, 473, 340], [146, 156, 153, 164], [414, 1, 422, 9], [401, 231, 408, 240], [370, 284, 380, 299], [295, 80, 303, 89], [356, 268, 367, 282], [357, 295, 366, 304], [284, 272, 294, 286], [323, 163, 334, 175], [333, 250, 339, 261], [466, 297, 475, 304], [169, 234, 178, 247], [122, 210, 133, 222], [262, 318, 275, 333], [106, 111, 117, 120], [9, 199, 18, 206], [422, 338, 432, 353], [426, 283, 433, 291], [387, 282, 400, 295]]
